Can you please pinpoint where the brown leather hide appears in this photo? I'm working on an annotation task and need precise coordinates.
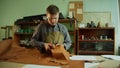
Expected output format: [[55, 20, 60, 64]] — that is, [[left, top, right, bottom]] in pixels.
[[0, 40, 84, 68], [0, 39, 12, 56], [51, 45, 70, 60]]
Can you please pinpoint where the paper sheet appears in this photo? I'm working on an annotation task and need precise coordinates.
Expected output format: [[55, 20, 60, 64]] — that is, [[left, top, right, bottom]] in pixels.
[[69, 55, 96, 60], [69, 3, 74, 9], [77, 9, 82, 14], [101, 55, 120, 60], [85, 63, 99, 68], [69, 11, 73, 18], [22, 64, 61, 68]]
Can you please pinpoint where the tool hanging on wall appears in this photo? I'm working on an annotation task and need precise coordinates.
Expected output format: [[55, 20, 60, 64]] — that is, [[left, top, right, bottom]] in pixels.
[[1, 26, 13, 40]]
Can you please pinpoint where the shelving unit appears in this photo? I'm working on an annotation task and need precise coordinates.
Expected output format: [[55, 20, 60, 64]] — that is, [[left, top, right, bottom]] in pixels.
[[14, 19, 77, 54], [77, 27, 115, 55]]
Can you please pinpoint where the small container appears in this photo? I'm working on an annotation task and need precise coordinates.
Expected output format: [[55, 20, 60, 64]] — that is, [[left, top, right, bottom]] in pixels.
[[80, 35, 84, 40], [105, 36, 108, 40], [100, 35, 103, 40]]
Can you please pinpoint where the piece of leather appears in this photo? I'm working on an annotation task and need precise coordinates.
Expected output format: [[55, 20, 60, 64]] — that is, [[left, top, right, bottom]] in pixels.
[[0, 41, 84, 68], [51, 45, 70, 60], [68, 60, 84, 68], [0, 39, 12, 56], [0, 45, 60, 66]]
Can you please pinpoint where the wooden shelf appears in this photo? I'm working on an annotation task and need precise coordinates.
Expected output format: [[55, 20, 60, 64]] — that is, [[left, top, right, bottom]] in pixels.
[[77, 28, 115, 55], [78, 40, 114, 42], [15, 32, 33, 35], [69, 31, 74, 34], [78, 27, 114, 30], [78, 51, 114, 55], [15, 19, 70, 25]]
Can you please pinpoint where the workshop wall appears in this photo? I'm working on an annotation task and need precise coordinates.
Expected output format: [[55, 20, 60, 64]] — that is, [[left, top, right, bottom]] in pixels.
[[0, 0, 82, 40], [0, 0, 120, 55]]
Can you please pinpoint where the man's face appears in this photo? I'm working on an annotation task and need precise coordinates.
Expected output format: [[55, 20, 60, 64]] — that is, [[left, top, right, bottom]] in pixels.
[[47, 12, 59, 26]]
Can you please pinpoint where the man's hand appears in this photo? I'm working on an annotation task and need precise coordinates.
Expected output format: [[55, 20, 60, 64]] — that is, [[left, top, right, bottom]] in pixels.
[[44, 43, 55, 51]]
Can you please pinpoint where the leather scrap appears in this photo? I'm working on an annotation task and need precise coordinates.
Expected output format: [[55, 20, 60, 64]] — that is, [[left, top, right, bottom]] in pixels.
[[0, 39, 12, 56], [51, 45, 70, 60]]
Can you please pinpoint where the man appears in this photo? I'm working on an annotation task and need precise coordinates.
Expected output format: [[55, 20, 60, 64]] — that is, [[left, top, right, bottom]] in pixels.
[[30, 5, 71, 53]]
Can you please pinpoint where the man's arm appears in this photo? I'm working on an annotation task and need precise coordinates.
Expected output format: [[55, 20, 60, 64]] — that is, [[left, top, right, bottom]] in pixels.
[[30, 24, 45, 52], [62, 25, 72, 50]]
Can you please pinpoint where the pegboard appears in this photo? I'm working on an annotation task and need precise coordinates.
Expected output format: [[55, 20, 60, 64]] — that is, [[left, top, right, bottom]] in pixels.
[[69, 1, 83, 21]]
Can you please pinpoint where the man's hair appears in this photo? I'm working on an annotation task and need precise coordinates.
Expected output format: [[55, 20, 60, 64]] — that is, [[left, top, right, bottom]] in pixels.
[[46, 5, 59, 14]]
